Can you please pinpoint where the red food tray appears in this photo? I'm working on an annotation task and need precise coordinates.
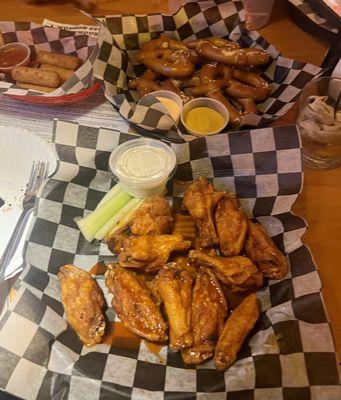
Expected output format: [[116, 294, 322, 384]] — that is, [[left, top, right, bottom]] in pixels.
[[4, 82, 101, 106]]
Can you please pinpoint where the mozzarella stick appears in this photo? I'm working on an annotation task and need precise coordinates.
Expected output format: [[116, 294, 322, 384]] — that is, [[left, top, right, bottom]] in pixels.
[[214, 293, 259, 371], [16, 82, 55, 93], [37, 51, 82, 70], [40, 63, 74, 82], [12, 66, 61, 88]]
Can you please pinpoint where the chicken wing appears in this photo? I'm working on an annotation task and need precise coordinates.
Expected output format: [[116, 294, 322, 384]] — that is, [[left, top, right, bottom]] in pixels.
[[215, 194, 248, 256], [150, 257, 198, 304], [182, 268, 227, 365], [183, 177, 224, 248], [154, 265, 193, 350], [189, 250, 263, 292], [105, 265, 168, 342], [214, 293, 259, 371], [115, 234, 191, 272], [58, 264, 106, 347], [171, 256, 199, 277], [245, 221, 288, 279], [106, 231, 126, 255], [130, 196, 173, 235], [172, 213, 196, 244]]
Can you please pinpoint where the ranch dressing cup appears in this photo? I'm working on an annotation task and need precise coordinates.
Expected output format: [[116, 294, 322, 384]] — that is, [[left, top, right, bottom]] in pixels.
[[109, 138, 177, 198]]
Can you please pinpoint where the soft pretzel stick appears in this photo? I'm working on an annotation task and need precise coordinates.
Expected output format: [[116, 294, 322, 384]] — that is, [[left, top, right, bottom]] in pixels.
[[208, 37, 241, 49], [191, 78, 231, 96], [193, 63, 232, 98], [237, 98, 258, 114], [181, 72, 201, 87], [188, 49, 202, 64], [161, 49, 193, 64], [241, 48, 270, 66], [141, 35, 188, 52], [185, 39, 206, 49], [199, 63, 231, 83], [136, 49, 194, 78], [128, 77, 161, 97], [197, 42, 269, 67], [232, 69, 270, 100], [159, 48, 201, 67], [225, 79, 260, 100], [168, 37, 189, 51], [141, 36, 169, 51], [160, 79, 192, 103], [207, 89, 243, 127], [199, 62, 218, 82], [197, 43, 252, 66], [142, 69, 159, 81], [186, 37, 240, 50]]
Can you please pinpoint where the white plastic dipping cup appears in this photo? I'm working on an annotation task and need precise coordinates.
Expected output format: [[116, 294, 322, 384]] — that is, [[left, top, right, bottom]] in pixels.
[[109, 138, 177, 198], [180, 97, 229, 136], [143, 90, 183, 123]]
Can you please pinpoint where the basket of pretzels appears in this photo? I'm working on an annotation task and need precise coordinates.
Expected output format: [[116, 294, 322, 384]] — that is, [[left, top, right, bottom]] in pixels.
[[94, 0, 322, 141], [128, 35, 271, 128]]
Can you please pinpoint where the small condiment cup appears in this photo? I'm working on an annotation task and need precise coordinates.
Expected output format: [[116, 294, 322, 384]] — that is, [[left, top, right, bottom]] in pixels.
[[109, 138, 177, 198], [143, 90, 183, 123], [180, 97, 229, 136], [0, 42, 31, 72]]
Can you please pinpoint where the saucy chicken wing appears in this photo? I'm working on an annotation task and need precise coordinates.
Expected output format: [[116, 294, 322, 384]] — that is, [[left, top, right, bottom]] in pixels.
[[58, 264, 106, 347], [171, 256, 199, 277], [214, 293, 259, 371], [130, 196, 173, 235], [189, 250, 263, 292], [245, 221, 288, 279], [182, 268, 227, 365], [215, 194, 248, 256], [114, 234, 191, 272], [154, 265, 193, 350], [105, 265, 168, 342], [183, 177, 224, 248]]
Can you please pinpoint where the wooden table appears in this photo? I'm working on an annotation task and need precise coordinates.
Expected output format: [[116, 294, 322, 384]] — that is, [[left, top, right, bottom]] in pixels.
[[1, 0, 340, 357]]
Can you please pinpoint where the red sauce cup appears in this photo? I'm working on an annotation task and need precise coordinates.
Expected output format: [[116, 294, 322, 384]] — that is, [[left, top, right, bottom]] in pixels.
[[0, 42, 31, 73]]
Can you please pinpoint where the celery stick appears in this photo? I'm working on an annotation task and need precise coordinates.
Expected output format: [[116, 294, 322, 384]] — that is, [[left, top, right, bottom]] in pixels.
[[95, 183, 121, 210], [76, 188, 131, 242], [95, 197, 142, 240], [107, 199, 144, 237]]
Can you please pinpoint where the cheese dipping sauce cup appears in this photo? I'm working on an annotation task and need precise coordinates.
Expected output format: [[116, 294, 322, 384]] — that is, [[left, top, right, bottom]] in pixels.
[[143, 90, 183, 123], [109, 138, 177, 198], [180, 97, 229, 136]]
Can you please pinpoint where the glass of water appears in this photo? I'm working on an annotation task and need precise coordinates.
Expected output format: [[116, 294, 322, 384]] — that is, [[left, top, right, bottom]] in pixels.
[[296, 76, 341, 170]]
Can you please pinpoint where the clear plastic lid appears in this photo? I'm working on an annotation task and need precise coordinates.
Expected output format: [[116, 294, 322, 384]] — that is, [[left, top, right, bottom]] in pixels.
[[109, 138, 177, 185]]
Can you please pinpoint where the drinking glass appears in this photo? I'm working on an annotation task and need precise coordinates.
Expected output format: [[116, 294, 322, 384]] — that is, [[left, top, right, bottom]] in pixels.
[[296, 76, 341, 170], [242, 0, 275, 30]]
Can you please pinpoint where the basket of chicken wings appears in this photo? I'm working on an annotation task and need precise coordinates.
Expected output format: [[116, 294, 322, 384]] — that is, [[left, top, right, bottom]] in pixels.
[[59, 177, 288, 372]]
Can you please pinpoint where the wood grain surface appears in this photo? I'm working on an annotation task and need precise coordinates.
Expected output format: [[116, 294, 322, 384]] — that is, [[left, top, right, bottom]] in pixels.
[[1, 0, 340, 357]]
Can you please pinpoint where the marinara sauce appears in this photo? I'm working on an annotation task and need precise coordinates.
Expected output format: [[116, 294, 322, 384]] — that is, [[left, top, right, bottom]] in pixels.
[[0, 44, 29, 69]]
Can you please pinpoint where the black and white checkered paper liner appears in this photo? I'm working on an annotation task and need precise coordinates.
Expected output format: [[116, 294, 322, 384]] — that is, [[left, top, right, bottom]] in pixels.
[[288, 0, 339, 34], [0, 22, 98, 97], [93, 0, 323, 142], [0, 119, 340, 400]]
